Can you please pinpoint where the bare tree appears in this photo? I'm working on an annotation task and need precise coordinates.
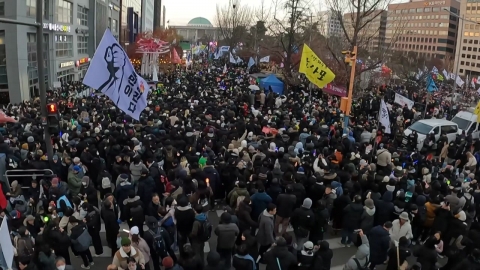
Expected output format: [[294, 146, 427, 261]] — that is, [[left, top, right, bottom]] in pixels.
[[266, 0, 311, 80], [214, 0, 253, 48], [388, 51, 427, 80]]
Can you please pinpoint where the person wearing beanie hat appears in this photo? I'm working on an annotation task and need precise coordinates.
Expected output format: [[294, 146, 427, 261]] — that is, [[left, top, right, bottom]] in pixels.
[[162, 257, 175, 269], [361, 198, 376, 234], [80, 176, 99, 210], [262, 236, 297, 270], [112, 236, 145, 270], [67, 164, 83, 197], [291, 198, 315, 250], [123, 190, 144, 234]]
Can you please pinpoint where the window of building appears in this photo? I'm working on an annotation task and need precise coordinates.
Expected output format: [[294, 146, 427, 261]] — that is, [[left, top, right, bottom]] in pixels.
[[55, 35, 73, 57], [0, 31, 6, 89], [417, 8, 423, 12], [112, 19, 118, 32], [57, 68, 74, 82], [425, 7, 431, 12], [433, 7, 440, 12], [77, 35, 88, 55], [461, 61, 465, 65], [27, 33, 49, 97], [409, 8, 416, 13], [26, 0, 48, 19], [0, 2, 4, 16], [77, 5, 88, 26], [57, 0, 73, 24]]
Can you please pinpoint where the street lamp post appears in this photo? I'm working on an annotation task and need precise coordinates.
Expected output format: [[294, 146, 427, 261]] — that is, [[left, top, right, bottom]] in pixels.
[[342, 46, 358, 133], [0, 0, 53, 158]]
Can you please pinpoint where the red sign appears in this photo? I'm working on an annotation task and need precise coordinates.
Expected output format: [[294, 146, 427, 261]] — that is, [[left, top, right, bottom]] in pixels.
[[322, 84, 347, 97]]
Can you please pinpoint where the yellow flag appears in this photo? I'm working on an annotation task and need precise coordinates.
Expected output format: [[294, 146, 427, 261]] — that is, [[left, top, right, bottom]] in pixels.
[[299, 44, 335, 88], [477, 114, 480, 123], [474, 101, 480, 115]]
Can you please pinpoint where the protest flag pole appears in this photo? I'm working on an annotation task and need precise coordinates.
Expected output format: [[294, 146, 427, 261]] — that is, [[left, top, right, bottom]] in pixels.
[[0, 0, 54, 159]]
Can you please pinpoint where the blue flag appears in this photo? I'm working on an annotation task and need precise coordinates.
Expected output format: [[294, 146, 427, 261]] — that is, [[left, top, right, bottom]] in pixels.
[[82, 29, 149, 120], [426, 74, 438, 92], [248, 57, 255, 69]]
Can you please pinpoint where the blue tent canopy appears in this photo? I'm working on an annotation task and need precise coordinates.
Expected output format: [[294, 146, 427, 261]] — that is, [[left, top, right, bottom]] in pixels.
[[260, 74, 284, 94]]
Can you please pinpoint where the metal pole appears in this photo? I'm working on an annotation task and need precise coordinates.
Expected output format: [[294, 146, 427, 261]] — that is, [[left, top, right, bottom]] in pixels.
[[344, 46, 358, 133], [36, 0, 54, 159], [453, 15, 464, 92]]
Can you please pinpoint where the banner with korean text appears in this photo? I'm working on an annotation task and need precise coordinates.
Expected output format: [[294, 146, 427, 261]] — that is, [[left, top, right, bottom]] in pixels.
[[299, 44, 335, 88]]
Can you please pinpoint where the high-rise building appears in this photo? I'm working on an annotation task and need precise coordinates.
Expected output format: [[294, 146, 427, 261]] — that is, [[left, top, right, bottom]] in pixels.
[[387, 0, 460, 60], [153, 0, 162, 30], [0, 0, 120, 103], [141, 0, 154, 32], [343, 10, 387, 52], [454, 0, 480, 77], [120, 0, 141, 47], [318, 10, 342, 37]]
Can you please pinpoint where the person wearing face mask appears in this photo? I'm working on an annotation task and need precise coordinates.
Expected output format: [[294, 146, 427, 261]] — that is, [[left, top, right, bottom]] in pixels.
[[55, 256, 75, 270]]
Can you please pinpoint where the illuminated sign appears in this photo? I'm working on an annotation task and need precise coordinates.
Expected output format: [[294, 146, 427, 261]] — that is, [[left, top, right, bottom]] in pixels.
[[79, 58, 90, 65], [60, 61, 75, 68], [43, 23, 71, 32], [424, 1, 446, 5]]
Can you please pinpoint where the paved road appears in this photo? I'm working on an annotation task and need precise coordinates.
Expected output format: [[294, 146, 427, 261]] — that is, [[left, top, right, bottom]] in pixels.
[[70, 208, 361, 270]]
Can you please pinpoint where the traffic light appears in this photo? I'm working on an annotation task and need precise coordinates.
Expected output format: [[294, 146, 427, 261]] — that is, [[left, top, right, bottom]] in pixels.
[[46, 103, 59, 134]]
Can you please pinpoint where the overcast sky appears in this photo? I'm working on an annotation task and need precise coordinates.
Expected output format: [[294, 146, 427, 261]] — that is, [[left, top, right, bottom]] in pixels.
[[164, 0, 408, 26]]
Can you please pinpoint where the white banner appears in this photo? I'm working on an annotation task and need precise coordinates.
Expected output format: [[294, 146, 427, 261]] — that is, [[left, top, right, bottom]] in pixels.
[[83, 29, 150, 120], [394, 93, 415, 109], [229, 52, 237, 64], [0, 217, 14, 269], [379, 99, 391, 134], [259, 55, 270, 63]]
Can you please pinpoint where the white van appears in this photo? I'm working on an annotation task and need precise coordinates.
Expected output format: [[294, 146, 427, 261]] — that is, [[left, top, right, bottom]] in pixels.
[[403, 119, 459, 151], [451, 109, 480, 140]]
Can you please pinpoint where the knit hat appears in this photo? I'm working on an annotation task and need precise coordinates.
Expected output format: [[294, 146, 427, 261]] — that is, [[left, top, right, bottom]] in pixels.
[[298, 167, 305, 173], [162, 257, 174, 268], [10, 210, 20, 219], [120, 237, 131, 246], [27, 136, 34, 143], [73, 165, 82, 172], [23, 215, 35, 226], [21, 143, 28, 150], [364, 199, 374, 209], [11, 180, 18, 190], [81, 176, 89, 186], [359, 159, 367, 167], [130, 226, 139, 235], [302, 198, 312, 209]]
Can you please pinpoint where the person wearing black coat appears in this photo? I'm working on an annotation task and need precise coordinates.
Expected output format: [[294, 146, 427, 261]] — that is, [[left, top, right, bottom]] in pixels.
[[100, 199, 120, 257], [368, 222, 392, 269], [309, 200, 329, 244], [203, 162, 222, 206], [275, 186, 296, 235], [332, 190, 351, 231], [178, 244, 204, 270], [374, 191, 394, 226], [84, 202, 103, 256], [137, 169, 156, 207], [123, 191, 145, 236], [147, 194, 162, 220], [291, 198, 315, 250], [263, 237, 297, 270], [235, 198, 258, 243], [174, 197, 196, 256], [238, 229, 259, 264], [452, 249, 480, 270], [144, 216, 177, 270], [311, 240, 333, 270], [46, 224, 72, 265], [341, 195, 364, 246], [413, 236, 438, 270], [385, 237, 411, 270], [80, 176, 99, 208], [232, 244, 255, 270]]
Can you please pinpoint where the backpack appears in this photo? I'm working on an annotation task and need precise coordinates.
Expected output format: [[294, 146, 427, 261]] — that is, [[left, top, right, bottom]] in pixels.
[[149, 228, 167, 257], [101, 176, 111, 189], [352, 258, 369, 270], [198, 218, 213, 242]]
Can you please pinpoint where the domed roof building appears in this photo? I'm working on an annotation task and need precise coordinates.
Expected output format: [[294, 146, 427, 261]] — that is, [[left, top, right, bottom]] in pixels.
[[170, 17, 219, 43]]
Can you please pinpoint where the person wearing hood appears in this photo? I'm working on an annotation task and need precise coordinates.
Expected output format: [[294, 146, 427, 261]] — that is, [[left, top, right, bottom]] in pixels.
[[190, 204, 208, 263], [123, 190, 145, 236], [69, 217, 94, 269], [115, 174, 134, 217], [250, 184, 272, 220], [321, 185, 337, 216], [8, 180, 29, 215], [129, 156, 148, 185], [311, 240, 333, 270], [144, 216, 177, 270], [84, 202, 103, 257], [275, 185, 296, 235], [291, 198, 315, 250], [374, 190, 394, 226], [178, 243, 203, 270], [360, 198, 376, 234], [101, 199, 120, 257], [227, 181, 250, 208], [80, 176, 98, 208], [263, 237, 297, 270], [341, 195, 364, 247], [215, 212, 239, 269], [385, 236, 411, 270], [174, 196, 195, 256], [297, 241, 315, 270], [452, 248, 480, 270], [67, 165, 83, 198], [137, 168, 156, 207], [367, 221, 392, 269], [342, 229, 370, 270]]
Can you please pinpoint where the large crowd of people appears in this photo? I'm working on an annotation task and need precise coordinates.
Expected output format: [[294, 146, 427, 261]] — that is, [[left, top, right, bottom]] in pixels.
[[0, 61, 479, 270]]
